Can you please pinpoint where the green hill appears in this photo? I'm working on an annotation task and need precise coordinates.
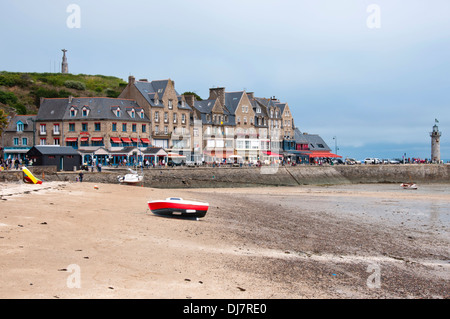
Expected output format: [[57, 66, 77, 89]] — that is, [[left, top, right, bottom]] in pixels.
[[0, 71, 128, 116]]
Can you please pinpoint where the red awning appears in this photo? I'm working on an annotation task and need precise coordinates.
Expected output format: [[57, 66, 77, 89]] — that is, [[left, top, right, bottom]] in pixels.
[[110, 137, 121, 143], [309, 151, 342, 158], [65, 137, 77, 142], [141, 138, 151, 144], [131, 138, 139, 142], [80, 137, 89, 142], [121, 137, 132, 143], [263, 151, 282, 157], [91, 137, 103, 142]]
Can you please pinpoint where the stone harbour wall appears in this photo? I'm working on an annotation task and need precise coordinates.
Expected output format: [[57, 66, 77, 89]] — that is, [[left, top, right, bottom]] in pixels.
[[1, 164, 448, 188]]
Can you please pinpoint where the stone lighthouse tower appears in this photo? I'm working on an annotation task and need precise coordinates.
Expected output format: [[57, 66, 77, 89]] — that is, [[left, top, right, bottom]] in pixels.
[[430, 119, 441, 163], [61, 49, 69, 74]]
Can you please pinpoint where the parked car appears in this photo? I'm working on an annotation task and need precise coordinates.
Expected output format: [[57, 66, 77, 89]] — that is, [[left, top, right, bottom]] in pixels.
[[364, 158, 381, 164], [389, 159, 401, 164], [332, 159, 345, 165], [345, 158, 361, 165]]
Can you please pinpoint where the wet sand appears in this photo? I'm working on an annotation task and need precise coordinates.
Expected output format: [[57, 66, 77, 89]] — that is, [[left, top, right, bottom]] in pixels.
[[0, 181, 448, 299]]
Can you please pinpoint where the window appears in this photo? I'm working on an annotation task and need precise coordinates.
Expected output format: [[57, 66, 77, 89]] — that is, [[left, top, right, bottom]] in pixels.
[[95, 123, 101, 131], [116, 108, 121, 117], [22, 137, 27, 146], [70, 108, 77, 117], [122, 123, 127, 132], [164, 126, 168, 134], [54, 138, 60, 145], [112, 122, 117, 131], [82, 123, 88, 131], [164, 112, 168, 123], [154, 111, 159, 122], [173, 113, 177, 123], [53, 124, 60, 134], [140, 110, 145, 119], [168, 100, 173, 109], [40, 124, 46, 134], [256, 106, 261, 113], [14, 138, 19, 146], [130, 109, 135, 118], [132, 124, 137, 132], [243, 117, 247, 124], [182, 113, 186, 123], [142, 124, 146, 133], [155, 125, 159, 133], [82, 108, 88, 117], [237, 116, 240, 124], [40, 138, 46, 145], [69, 123, 75, 131], [16, 121, 24, 132]]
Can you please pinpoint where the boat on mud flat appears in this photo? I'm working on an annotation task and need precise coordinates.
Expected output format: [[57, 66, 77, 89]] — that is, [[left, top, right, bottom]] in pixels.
[[401, 182, 417, 190], [148, 197, 209, 218], [117, 168, 144, 185]]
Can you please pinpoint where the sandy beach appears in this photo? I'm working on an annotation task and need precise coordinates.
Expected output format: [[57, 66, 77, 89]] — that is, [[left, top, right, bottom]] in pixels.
[[0, 181, 448, 299]]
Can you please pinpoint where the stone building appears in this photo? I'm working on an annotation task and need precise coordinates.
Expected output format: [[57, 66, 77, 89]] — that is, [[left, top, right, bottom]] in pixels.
[[119, 76, 192, 153], [1, 115, 36, 161], [35, 97, 151, 165]]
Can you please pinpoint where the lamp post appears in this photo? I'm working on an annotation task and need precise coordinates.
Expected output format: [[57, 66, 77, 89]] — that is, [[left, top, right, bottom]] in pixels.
[[333, 136, 339, 155]]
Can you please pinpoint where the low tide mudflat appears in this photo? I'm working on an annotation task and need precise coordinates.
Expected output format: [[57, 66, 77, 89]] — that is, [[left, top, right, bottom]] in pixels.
[[0, 181, 448, 298]]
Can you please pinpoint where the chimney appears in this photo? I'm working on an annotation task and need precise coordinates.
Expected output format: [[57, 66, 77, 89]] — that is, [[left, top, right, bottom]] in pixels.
[[247, 92, 254, 99], [183, 94, 196, 108], [69, 95, 73, 103], [209, 87, 225, 107], [128, 75, 135, 84]]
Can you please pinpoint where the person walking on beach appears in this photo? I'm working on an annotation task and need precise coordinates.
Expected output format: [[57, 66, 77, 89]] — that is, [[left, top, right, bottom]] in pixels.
[[78, 172, 84, 182]]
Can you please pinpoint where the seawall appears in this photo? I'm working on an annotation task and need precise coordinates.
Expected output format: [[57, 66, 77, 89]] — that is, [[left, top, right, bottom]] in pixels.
[[1, 164, 449, 188]]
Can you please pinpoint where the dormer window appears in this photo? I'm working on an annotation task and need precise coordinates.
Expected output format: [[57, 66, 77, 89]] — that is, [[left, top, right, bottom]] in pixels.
[[139, 110, 145, 119], [130, 109, 135, 118], [70, 107, 77, 117], [82, 107, 89, 117], [256, 106, 261, 113], [16, 121, 24, 132], [116, 108, 121, 117]]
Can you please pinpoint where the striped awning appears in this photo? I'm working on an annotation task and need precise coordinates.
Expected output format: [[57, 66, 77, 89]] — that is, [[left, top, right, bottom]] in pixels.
[[121, 137, 132, 143], [91, 137, 103, 142], [110, 137, 121, 143], [65, 137, 77, 142]]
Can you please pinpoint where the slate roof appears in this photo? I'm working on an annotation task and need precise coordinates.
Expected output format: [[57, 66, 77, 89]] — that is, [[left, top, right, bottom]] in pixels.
[[31, 145, 80, 155], [134, 79, 188, 110], [5, 115, 36, 132], [192, 99, 235, 126], [37, 97, 149, 122], [294, 128, 331, 151]]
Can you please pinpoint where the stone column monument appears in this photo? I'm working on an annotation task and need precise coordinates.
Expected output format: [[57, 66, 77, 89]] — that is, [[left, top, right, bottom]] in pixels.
[[61, 49, 69, 74]]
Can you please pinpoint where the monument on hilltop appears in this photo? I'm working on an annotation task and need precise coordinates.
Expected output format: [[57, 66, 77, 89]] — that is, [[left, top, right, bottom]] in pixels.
[[61, 49, 69, 74]]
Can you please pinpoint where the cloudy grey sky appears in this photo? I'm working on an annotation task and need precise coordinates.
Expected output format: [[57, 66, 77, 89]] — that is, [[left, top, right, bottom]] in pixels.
[[1, 0, 449, 160]]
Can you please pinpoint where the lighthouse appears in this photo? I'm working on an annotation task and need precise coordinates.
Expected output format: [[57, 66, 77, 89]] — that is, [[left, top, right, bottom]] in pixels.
[[430, 119, 441, 163]]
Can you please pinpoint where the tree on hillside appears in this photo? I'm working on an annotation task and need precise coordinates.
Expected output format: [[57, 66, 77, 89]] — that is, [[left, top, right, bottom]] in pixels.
[[0, 109, 8, 137]]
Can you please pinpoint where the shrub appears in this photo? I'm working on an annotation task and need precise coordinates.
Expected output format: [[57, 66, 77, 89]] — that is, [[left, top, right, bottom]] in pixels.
[[64, 80, 86, 91]]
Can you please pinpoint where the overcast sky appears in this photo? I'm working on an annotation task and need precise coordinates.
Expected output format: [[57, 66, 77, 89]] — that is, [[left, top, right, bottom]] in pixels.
[[1, 0, 449, 160]]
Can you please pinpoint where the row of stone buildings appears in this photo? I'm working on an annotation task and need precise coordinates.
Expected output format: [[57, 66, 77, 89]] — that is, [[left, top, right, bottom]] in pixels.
[[1, 76, 338, 166]]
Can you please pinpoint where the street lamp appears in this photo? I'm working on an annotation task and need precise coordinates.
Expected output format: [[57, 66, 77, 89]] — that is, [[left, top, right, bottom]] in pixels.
[[333, 136, 339, 155]]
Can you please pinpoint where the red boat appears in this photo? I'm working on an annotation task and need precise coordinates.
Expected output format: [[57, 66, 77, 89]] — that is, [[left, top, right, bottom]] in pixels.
[[148, 197, 209, 218]]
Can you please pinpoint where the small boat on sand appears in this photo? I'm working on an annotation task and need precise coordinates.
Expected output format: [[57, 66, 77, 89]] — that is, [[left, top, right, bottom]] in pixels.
[[117, 168, 144, 185], [401, 183, 417, 190], [148, 197, 209, 218]]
